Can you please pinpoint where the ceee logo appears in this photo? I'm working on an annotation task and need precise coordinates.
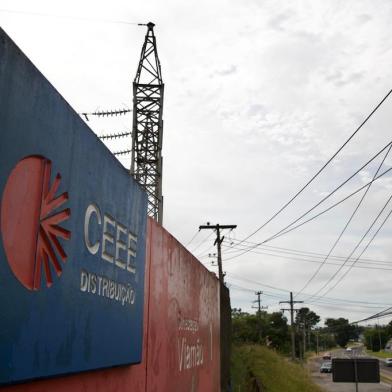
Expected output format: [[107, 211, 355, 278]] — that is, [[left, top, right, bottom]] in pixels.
[[0, 156, 71, 290]]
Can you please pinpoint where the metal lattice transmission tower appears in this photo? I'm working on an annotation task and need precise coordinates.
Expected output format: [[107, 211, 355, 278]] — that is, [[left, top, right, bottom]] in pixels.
[[131, 22, 164, 224]]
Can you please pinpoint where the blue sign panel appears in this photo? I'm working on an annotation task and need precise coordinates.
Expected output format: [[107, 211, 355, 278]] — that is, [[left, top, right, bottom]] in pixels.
[[0, 28, 147, 384]]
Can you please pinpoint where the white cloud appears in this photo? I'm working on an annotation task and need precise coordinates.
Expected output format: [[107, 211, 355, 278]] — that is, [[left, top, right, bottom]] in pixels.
[[2, 0, 392, 323]]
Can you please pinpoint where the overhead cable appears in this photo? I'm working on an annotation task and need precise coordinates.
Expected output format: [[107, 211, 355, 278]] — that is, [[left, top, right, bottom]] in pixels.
[[226, 273, 392, 306], [221, 238, 392, 265], [0, 8, 141, 26], [353, 306, 392, 324], [238, 88, 392, 244], [224, 163, 392, 261], [312, 201, 392, 300], [266, 166, 392, 242], [296, 143, 392, 297], [184, 230, 201, 247], [221, 241, 392, 271], [259, 142, 392, 243], [190, 230, 215, 253]]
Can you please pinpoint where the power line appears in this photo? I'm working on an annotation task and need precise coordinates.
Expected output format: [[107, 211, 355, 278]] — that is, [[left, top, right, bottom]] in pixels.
[[222, 239, 392, 266], [190, 230, 215, 253], [296, 143, 392, 297], [260, 143, 392, 243], [238, 88, 392, 245], [221, 242, 392, 271], [353, 306, 392, 324], [311, 200, 392, 300], [0, 8, 141, 26], [184, 230, 201, 247], [222, 238, 392, 265], [259, 166, 392, 244], [224, 164, 392, 261], [226, 273, 392, 307]]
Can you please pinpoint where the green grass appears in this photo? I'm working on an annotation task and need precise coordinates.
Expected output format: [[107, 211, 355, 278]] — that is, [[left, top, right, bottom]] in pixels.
[[365, 349, 392, 359], [231, 345, 324, 392], [231, 345, 251, 391], [346, 341, 361, 348]]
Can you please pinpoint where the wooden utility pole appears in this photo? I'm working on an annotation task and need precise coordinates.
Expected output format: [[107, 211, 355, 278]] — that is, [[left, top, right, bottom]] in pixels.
[[280, 292, 303, 360], [255, 291, 262, 313], [199, 223, 237, 283], [198, 223, 236, 392], [252, 291, 267, 343]]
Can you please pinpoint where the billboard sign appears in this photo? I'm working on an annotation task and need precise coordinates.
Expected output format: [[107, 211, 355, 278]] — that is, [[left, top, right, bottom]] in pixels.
[[332, 358, 380, 383], [0, 28, 147, 384]]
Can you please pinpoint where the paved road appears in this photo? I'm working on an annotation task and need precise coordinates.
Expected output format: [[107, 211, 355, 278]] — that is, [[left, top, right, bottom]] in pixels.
[[308, 347, 392, 392]]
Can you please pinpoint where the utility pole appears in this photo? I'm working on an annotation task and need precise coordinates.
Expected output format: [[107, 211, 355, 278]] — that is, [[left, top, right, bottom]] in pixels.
[[252, 291, 268, 344], [280, 292, 303, 360], [254, 291, 263, 314], [316, 330, 319, 355], [376, 322, 382, 351], [199, 223, 236, 392], [199, 223, 237, 283]]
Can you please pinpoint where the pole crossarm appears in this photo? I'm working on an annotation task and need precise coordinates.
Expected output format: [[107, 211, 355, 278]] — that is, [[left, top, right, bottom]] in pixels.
[[131, 22, 164, 224]]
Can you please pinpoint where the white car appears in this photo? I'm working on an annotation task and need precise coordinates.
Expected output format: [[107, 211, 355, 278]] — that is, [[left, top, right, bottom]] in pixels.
[[385, 358, 392, 367], [346, 347, 352, 352]]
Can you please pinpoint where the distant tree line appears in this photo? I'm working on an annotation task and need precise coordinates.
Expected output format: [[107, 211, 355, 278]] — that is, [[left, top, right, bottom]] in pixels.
[[232, 308, 362, 356], [362, 321, 392, 352], [232, 307, 392, 356]]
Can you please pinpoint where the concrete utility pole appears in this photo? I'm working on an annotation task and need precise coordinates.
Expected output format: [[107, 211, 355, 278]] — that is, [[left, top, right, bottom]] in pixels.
[[199, 223, 237, 283], [280, 292, 303, 360]]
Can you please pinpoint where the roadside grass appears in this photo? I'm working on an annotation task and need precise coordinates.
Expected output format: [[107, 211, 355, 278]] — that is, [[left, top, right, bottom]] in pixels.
[[365, 349, 392, 359], [346, 341, 361, 348], [231, 345, 251, 391], [381, 373, 392, 384], [231, 345, 324, 392]]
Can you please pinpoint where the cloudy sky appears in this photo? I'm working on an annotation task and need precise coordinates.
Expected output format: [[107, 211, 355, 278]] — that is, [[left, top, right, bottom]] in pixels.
[[1, 0, 392, 325]]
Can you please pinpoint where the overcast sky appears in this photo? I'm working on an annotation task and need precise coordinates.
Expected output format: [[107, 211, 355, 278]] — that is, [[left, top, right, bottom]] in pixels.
[[1, 0, 392, 325]]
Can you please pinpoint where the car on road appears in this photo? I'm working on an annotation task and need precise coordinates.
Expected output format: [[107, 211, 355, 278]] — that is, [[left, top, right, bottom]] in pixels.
[[320, 361, 332, 373], [385, 358, 392, 367], [346, 347, 352, 353], [322, 352, 331, 360]]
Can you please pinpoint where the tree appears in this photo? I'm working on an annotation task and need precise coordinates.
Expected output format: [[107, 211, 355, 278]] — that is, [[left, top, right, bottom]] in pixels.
[[364, 326, 389, 352], [264, 312, 289, 350], [232, 310, 260, 343], [325, 318, 357, 347], [385, 320, 392, 339], [295, 308, 320, 329], [231, 309, 289, 351], [295, 308, 320, 355]]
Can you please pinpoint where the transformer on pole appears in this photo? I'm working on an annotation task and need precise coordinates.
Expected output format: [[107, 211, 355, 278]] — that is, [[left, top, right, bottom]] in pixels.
[[131, 22, 164, 224]]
